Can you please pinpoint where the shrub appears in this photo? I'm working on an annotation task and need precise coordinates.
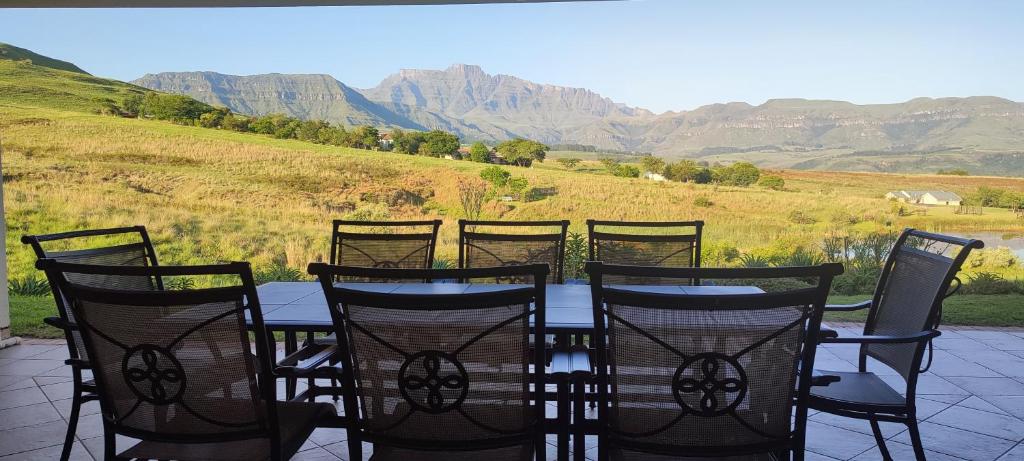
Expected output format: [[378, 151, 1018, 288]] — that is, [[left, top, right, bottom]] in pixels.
[[961, 272, 1022, 295], [563, 232, 588, 281], [556, 158, 580, 169], [254, 262, 303, 285], [165, 277, 197, 290], [9, 275, 50, 296], [701, 242, 740, 266], [692, 195, 713, 207], [469, 142, 491, 163], [432, 258, 456, 269], [788, 210, 816, 224], [480, 166, 512, 187], [758, 175, 785, 190], [738, 254, 772, 268]]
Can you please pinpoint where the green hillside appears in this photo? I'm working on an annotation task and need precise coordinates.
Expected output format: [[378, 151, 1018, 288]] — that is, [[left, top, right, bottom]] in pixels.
[[0, 42, 90, 75], [0, 58, 145, 113]]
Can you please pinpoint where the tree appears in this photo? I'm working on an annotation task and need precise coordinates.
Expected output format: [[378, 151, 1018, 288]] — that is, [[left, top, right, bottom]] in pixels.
[[138, 92, 212, 123], [480, 166, 512, 188], [220, 113, 250, 132], [458, 178, 487, 220], [712, 162, 761, 186], [424, 130, 460, 157], [393, 130, 425, 154], [613, 165, 641, 178], [758, 174, 786, 191], [353, 126, 380, 149], [198, 108, 229, 128], [663, 160, 701, 182], [640, 155, 666, 174], [469, 142, 491, 163], [496, 139, 548, 167], [556, 157, 580, 169]]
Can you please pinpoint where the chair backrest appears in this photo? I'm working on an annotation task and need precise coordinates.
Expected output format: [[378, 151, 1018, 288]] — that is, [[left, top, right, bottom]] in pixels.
[[587, 220, 704, 285], [330, 220, 442, 280], [308, 263, 549, 457], [36, 260, 279, 446], [862, 229, 983, 382], [23, 226, 162, 363], [586, 262, 841, 459], [458, 220, 569, 284]]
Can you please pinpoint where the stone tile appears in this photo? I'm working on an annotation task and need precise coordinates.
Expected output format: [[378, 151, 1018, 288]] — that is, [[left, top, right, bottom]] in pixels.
[[927, 351, 1004, 378], [32, 375, 73, 386], [849, 441, 968, 461], [934, 338, 994, 353], [946, 377, 1024, 396], [804, 420, 879, 460], [0, 376, 35, 392], [80, 434, 139, 459], [891, 421, 1016, 460], [0, 386, 49, 411], [921, 394, 971, 405], [38, 380, 77, 402], [0, 440, 93, 461], [957, 396, 1011, 415], [321, 441, 373, 460], [72, 412, 106, 440], [980, 396, 1024, 420], [881, 374, 968, 395], [0, 420, 69, 456], [35, 364, 73, 378], [0, 402, 63, 431], [0, 359, 66, 376], [29, 347, 70, 361], [928, 405, 1024, 442], [0, 345, 60, 360], [308, 427, 347, 447], [293, 446, 342, 460], [996, 442, 1024, 460], [51, 397, 102, 420]]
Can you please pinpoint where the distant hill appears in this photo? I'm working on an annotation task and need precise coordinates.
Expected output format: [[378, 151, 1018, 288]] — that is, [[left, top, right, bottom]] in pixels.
[[0, 42, 89, 75], [132, 71, 422, 128]]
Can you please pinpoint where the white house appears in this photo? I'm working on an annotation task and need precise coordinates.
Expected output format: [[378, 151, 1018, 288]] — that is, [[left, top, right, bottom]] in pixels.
[[885, 190, 963, 206], [644, 171, 667, 181]]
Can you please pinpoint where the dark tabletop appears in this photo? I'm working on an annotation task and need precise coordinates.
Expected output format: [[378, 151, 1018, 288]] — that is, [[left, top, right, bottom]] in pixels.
[[253, 282, 764, 333]]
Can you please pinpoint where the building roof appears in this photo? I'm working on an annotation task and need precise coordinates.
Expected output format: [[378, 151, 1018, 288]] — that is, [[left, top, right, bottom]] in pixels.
[[887, 190, 962, 201]]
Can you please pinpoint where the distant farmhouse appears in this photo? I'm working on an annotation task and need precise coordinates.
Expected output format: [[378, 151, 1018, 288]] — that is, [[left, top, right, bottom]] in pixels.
[[885, 190, 963, 206], [643, 171, 666, 181], [378, 132, 393, 150]]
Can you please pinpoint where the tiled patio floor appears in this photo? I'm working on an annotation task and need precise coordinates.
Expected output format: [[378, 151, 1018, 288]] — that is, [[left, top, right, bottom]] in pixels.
[[4, 326, 1024, 460]]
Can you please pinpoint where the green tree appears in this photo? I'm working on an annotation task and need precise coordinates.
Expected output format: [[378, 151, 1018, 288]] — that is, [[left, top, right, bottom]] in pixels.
[[424, 130, 460, 157], [296, 119, 330, 143], [640, 155, 666, 174], [469, 142, 491, 163], [556, 157, 580, 169], [220, 113, 250, 132], [198, 107, 229, 129], [496, 139, 548, 167], [663, 160, 701, 182], [393, 130, 425, 154], [138, 92, 212, 123], [713, 162, 761, 186], [613, 164, 641, 178]]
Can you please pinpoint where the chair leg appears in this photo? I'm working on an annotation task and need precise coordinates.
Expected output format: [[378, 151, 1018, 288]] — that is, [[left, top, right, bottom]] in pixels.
[[557, 379, 570, 461], [284, 332, 298, 400], [869, 417, 894, 461], [60, 377, 83, 461], [572, 379, 586, 461], [102, 423, 116, 461], [906, 417, 927, 461]]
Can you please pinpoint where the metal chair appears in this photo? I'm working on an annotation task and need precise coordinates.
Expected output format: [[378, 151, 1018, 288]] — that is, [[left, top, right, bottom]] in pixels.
[[459, 219, 570, 284], [22, 226, 161, 461], [587, 220, 703, 285], [586, 262, 843, 461], [809, 229, 983, 461], [36, 260, 336, 461], [282, 220, 443, 400], [307, 263, 551, 461]]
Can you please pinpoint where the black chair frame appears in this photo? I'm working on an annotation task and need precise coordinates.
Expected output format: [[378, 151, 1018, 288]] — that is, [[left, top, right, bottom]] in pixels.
[[586, 262, 843, 461], [22, 226, 160, 461], [811, 229, 983, 461], [458, 219, 570, 284], [308, 263, 550, 461], [35, 260, 328, 461], [329, 219, 443, 270], [586, 219, 704, 268]]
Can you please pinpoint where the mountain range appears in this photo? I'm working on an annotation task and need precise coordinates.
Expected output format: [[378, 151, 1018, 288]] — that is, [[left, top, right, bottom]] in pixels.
[[133, 65, 1024, 163]]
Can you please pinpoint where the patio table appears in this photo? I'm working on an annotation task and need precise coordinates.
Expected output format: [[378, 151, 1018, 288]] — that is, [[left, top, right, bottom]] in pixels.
[[252, 281, 768, 461]]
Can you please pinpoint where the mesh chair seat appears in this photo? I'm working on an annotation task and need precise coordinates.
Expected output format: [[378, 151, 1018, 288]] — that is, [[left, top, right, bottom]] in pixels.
[[610, 449, 778, 461], [808, 371, 906, 410], [119, 401, 335, 461], [371, 443, 534, 461]]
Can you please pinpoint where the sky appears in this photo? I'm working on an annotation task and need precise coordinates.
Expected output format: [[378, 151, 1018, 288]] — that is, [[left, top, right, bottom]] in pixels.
[[2, 0, 1023, 113]]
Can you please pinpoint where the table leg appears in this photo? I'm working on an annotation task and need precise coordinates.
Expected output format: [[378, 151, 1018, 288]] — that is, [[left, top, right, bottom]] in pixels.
[[557, 378, 570, 461], [284, 331, 298, 400], [573, 377, 586, 461]]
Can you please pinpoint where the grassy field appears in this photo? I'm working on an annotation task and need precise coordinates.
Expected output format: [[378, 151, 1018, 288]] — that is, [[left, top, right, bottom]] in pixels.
[[2, 58, 1023, 336]]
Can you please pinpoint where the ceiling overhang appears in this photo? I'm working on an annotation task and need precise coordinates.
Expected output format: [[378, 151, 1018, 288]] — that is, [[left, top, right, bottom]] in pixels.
[[0, 0, 610, 7]]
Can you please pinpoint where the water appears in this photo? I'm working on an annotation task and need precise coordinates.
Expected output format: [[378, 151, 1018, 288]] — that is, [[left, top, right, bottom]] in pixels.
[[954, 232, 1024, 260]]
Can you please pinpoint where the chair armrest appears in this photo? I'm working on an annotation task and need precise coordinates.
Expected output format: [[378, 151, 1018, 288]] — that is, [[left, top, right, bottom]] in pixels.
[[43, 316, 72, 330], [819, 324, 839, 340], [810, 371, 840, 387], [550, 347, 591, 381], [821, 330, 940, 344], [275, 344, 343, 379], [824, 300, 872, 312]]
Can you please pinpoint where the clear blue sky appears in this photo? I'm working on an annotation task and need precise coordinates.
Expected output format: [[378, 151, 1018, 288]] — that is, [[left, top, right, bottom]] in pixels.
[[2, 0, 1022, 113]]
